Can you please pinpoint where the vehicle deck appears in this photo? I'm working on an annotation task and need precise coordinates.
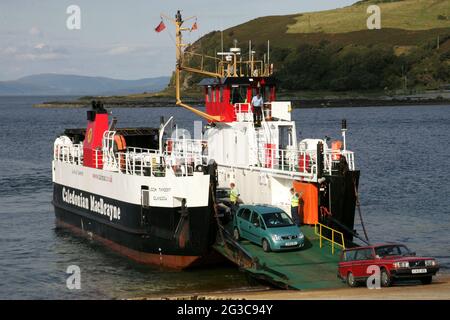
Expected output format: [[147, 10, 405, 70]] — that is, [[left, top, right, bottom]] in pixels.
[[213, 225, 346, 290]]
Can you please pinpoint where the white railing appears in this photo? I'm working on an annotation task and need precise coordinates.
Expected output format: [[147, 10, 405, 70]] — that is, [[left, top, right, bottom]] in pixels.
[[54, 137, 355, 181], [253, 146, 356, 181], [234, 102, 273, 122], [123, 147, 162, 176], [234, 103, 252, 122], [54, 143, 83, 165], [323, 149, 355, 174], [93, 147, 159, 176], [164, 138, 208, 177], [54, 137, 208, 178], [165, 138, 208, 169], [257, 147, 317, 178]]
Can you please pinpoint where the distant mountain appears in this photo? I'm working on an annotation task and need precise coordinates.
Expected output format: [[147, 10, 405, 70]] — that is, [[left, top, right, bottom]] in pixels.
[[0, 74, 170, 96]]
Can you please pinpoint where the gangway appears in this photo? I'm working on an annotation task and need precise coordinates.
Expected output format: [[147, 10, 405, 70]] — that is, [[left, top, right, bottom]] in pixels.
[[213, 223, 347, 290]]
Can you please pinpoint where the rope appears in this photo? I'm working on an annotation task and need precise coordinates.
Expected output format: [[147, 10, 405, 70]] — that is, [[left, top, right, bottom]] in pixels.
[[354, 177, 370, 243], [210, 182, 226, 248], [160, 16, 176, 46]]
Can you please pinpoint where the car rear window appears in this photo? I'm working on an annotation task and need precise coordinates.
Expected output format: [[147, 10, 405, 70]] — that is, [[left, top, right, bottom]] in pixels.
[[238, 208, 251, 221], [343, 250, 357, 261], [355, 248, 373, 260], [343, 248, 374, 261]]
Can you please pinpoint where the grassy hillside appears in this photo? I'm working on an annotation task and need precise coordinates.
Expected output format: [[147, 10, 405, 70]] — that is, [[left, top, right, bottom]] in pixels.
[[174, 0, 449, 95], [287, 0, 450, 34]]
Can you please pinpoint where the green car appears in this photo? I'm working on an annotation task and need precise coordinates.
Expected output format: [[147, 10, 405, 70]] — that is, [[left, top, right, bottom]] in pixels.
[[233, 205, 305, 252]]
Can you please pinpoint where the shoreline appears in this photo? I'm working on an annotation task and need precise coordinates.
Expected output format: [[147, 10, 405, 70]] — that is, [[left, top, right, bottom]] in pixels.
[[32, 97, 450, 109], [137, 273, 450, 300]]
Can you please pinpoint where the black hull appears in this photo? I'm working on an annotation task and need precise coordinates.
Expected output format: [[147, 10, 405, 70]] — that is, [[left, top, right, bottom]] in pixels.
[[322, 170, 360, 243], [53, 183, 218, 269]]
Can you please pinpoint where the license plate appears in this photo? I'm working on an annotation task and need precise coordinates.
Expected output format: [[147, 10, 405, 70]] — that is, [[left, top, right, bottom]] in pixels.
[[411, 268, 427, 274], [285, 242, 298, 246]]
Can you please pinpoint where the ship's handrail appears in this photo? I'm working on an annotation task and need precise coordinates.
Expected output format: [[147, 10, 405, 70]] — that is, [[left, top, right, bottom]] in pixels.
[[234, 102, 273, 122], [164, 138, 207, 166], [314, 223, 346, 255], [256, 147, 317, 178], [54, 143, 83, 165], [323, 149, 356, 174], [54, 137, 206, 178], [253, 146, 355, 181], [91, 137, 207, 177], [54, 137, 355, 181], [220, 163, 317, 182]]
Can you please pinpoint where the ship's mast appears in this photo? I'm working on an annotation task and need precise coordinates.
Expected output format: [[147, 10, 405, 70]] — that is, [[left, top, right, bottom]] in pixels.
[[160, 11, 274, 122], [162, 11, 222, 122]]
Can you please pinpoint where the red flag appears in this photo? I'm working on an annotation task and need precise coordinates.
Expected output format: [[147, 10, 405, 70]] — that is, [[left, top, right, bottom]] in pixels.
[[190, 22, 198, 32], [155, 21, 166, 33]]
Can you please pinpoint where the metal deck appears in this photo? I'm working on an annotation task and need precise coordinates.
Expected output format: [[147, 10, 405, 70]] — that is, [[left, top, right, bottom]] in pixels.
[[213, 225, 346, 290]]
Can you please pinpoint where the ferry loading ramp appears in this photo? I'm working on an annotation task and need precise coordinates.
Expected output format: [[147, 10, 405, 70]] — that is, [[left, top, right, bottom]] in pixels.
[[213, 225, 346, 290]]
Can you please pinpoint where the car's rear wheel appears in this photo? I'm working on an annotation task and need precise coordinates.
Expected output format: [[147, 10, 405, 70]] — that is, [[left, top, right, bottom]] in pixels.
[[233, 228, 240, 241], [262, 239, 271, 252], [420, 276, 432, 285], [347, 272, 357, 287], [381, 269, 392, 287]]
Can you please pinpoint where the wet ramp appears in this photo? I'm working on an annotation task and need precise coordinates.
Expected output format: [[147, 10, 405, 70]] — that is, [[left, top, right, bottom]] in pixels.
[[213, 225, 346, 290]]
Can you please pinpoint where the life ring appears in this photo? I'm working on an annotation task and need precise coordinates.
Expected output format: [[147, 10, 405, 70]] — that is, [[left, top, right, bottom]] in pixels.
[[113, 134, 126, 171], [331, 140, 342, 161], [113, 134, 126, 152]]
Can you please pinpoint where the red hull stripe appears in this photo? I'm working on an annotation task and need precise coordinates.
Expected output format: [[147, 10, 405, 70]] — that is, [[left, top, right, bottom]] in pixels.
[[55, 219, 201, 269]]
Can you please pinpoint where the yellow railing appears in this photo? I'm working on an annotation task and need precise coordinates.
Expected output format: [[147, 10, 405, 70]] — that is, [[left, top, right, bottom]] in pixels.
[[314, 223, 345, 254]]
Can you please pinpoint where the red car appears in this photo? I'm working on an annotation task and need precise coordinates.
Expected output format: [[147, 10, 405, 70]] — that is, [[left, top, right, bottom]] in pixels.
[[338, 244, 439, 287]]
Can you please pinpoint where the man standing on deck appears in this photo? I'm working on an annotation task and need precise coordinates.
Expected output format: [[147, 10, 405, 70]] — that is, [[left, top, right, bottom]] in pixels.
[[290, 188, 303, 226], [251, 92, 264, 127], [229, 182, 240, 214]]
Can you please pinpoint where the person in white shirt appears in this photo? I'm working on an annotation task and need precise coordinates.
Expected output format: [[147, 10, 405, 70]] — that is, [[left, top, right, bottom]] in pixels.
[[251, 93, 264, 126]]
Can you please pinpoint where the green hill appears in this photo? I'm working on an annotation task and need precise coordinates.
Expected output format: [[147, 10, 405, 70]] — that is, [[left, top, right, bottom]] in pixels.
[[287, 0, 450, 34], [174, 0, 450, 94]]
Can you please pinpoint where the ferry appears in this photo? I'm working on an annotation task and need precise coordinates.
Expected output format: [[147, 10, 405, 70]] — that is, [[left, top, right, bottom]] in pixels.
[[52, 11, 360, 269]]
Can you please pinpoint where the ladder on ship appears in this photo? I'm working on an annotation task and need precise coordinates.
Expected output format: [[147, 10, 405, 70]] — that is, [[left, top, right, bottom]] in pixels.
[[253, 122, 270, 167]]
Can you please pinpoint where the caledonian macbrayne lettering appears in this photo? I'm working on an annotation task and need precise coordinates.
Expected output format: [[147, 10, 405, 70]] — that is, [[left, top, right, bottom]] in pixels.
[[62, 187, 121, 221]]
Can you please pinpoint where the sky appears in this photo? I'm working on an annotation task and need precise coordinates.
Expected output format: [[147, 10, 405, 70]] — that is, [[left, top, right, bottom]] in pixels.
[[0, 0, 356, 81]]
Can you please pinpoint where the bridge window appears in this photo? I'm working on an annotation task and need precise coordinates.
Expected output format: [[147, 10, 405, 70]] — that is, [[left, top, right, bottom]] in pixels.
[[207, 86, 212, 102], [231, 86, 246, 104], [264, 86, 271, 101]]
